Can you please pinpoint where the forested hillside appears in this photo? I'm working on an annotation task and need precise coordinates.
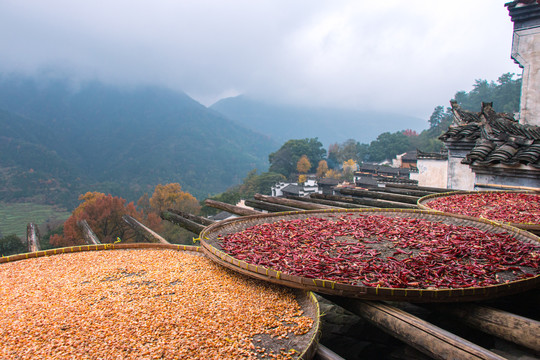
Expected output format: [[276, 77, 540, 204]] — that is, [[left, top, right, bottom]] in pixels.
[[327, 73, 522, 163], [206, 73, 523, 208], [0, 75, 277, 208], [211, 96, 426, 145]]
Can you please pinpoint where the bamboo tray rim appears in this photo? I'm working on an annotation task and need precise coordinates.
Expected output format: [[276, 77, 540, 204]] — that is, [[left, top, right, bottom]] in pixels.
[[199, 208, 540, 303], [417, 190, 540, 231], [0, 242, 321, 360]]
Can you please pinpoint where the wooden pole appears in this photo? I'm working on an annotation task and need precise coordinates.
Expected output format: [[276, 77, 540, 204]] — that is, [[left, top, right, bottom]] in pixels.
[[167, 209, 215, 226], [385, 183, 454, 193], [433, 304, 540, 352], [78, 219, 102, 245], [329, 298, 507, 360], [204, 199, 261, 216], [160, 211, 205, 234], [338, 188, 420, 204], [254, 194, 335, 210], [314, 193, 417, 209], [122, 215, 170, 244], [311, 193, 371, 208], [286, 195, 362, 209], [475, 183, 540, 193], [364, 186, 434, 198], [315, 344, 346, 360], [244, 199, 300, 213], [26, 223, 41, 253]]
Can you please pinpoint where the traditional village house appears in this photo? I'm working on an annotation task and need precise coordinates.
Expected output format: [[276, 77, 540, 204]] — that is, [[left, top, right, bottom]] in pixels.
[[392, 151, 417, 169], [409, 150, 448, 188], [436, 1, 540, 190], [271, 175, 321, 197]]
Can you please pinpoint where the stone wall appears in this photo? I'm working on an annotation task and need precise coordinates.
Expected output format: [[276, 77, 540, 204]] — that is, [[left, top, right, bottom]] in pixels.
[[512, 26, 540, 126]]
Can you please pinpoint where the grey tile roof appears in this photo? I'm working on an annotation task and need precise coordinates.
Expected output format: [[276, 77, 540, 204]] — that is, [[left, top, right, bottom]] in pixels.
[[440, 102, 540, 169], [417, 149, 448, 160], [281, 184, 303, 195]]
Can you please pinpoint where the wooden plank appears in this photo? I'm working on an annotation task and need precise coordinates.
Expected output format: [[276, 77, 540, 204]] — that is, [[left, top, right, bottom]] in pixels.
[[385, 183, 454, 193], [311, 193, 371, 208], [330, 298, 507, 360], [78, 219, 102, 245], [204, 199, 261, 216], [434, 304, 540, 352], [244, 199, 300, 213], [315, 344, 346, 360], [338, 187, 420, 204], [167, 209, 215, 226], [122, 215, 170, 244], [365, 186, 434, 198], [26, 223, 41, 252], [318, 192, 417, 209], [160, 211, 205, 234], [254, 194, 335, 210], [286, 195, 362, 209]]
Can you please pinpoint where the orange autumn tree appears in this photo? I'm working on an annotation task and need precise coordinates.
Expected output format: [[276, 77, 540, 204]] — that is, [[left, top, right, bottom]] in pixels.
[[50, 192, 144, 247], [149, 183, 201, 214], [297, 155, 311, 183], [145, 183, 201, 244], [316, 160, 329, 178]]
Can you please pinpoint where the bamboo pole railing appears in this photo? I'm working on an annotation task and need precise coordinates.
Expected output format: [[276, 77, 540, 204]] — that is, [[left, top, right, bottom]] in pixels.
[[78, 219, 102, 245], [26, 223, 41, 253], [122, 215, 170, 244]]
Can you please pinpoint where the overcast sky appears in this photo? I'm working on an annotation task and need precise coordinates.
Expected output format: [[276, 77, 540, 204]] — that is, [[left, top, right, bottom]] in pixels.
[[0, 0, 520, 119]]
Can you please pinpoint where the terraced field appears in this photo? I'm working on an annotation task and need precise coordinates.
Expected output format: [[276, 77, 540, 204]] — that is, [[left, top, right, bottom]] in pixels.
[[0, 203, 70, 238]]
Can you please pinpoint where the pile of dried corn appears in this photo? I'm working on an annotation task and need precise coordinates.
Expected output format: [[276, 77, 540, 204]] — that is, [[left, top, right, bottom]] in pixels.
[[0, 249, 314, 359]]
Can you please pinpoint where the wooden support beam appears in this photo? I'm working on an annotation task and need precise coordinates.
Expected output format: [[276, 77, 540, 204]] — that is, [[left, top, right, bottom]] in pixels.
[[315, 344, 346, 360], [433, 304, 540, 352], [244, 199, 300, 213], [26, 223, 41, 253], [311, 193, 371, 208], [78, 219, 101, 245], [122, 215, 170, 244], [287, 195, 362, 209], [365, 186, 434, 198], [313, 193, 416, 209], [254, 194, 334, 210], [329, 298, 506, 360], [475, 183, 540, 193], [338, 187, 419, 204], [204, 199, 261, 216], [385, 183, 453, 193], [167, 209, 215, 226], [160, 211, 205, 235]]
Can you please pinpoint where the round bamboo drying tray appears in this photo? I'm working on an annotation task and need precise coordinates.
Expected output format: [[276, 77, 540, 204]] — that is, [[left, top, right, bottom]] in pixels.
[[0, 243, 320, 360], [417, 190, 540, 234], [200, 209, 540, 303]]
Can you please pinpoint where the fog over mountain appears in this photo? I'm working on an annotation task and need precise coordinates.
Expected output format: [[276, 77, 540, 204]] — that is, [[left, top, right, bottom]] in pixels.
[[211, 96, 426, 146], [0, 75, 276, 207]]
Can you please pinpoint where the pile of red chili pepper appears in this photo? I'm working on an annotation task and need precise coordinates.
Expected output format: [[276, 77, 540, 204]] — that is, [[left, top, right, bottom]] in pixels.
[[425, 192, 540, 224], [218, 214, 539, 289]]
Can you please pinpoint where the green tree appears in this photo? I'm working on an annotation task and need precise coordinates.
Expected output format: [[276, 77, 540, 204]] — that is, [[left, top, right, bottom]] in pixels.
[[0, 234, 26, 256], [453, 73, 521, 113], [367, 132, 411, 162], [269, 138, 326, 178]]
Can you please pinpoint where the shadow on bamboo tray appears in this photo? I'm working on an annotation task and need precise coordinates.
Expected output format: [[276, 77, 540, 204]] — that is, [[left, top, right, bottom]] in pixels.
[[417, 190, 540, 235], [0, 243, 321, 360], [199, 208, 540, 303]]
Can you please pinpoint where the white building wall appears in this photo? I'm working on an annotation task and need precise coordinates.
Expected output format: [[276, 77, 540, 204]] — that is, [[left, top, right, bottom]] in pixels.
[[512, 26, 540, 126], [416, 159, 448, 188], [447, 153, 475, 190]]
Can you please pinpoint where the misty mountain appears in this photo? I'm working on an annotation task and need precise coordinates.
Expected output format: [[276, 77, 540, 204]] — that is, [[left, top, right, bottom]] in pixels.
[[0, 75, 277, 207], [211, 95, 427, 146]]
